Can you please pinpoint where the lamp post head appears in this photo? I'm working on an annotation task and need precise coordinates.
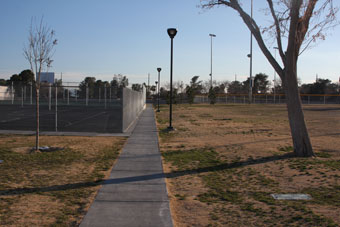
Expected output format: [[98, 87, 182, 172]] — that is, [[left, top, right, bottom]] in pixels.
[[167, 28, 177, 39], [155, 81, 158, 85], [157, 67, 162, 72], [209, 33, 216, 37]]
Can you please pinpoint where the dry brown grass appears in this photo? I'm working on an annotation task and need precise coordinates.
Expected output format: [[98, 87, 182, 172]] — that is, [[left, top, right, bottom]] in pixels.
[[156, 104, 340, 226], [0, 135, 126, 226]]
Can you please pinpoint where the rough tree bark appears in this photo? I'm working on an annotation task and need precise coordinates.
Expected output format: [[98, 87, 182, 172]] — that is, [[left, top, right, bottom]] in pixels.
[[283, 0, 314, 156]]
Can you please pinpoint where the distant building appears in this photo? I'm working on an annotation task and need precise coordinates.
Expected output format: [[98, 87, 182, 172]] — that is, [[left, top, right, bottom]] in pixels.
[[0, 86, 11, 100], [37, 72, 55, 84]]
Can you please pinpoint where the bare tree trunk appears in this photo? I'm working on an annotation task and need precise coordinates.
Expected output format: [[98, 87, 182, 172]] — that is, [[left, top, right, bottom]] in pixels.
[[36, 88, 39, 151], [283, 62, 314, 157]]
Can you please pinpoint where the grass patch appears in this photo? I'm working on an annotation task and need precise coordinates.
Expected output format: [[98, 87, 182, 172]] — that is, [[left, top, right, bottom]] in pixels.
[[156, 103, 340, 226], [174, 194, 187, 200], [305, 185, 340, 207], [162, 148, 221, 170], [0, 135, 126, 226], [198, 113, 213, 118], [315, 152, 332, 158], [198, 187, 242, 204], [158, 127, 176, 141], [279, 146, 294, 153], [250, 191, 276, 205]]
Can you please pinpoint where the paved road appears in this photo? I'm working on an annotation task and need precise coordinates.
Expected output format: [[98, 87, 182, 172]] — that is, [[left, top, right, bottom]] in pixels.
[[80, 105, 173, 227]]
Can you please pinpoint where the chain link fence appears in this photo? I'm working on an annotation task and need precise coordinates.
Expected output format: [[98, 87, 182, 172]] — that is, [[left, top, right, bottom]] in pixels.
[[194, 94, 340, 104], [0, 82, 146, 133]]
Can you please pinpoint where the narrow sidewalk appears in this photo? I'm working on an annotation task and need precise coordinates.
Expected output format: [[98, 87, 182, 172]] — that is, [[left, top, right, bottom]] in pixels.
[[80, 105, 173, 227]]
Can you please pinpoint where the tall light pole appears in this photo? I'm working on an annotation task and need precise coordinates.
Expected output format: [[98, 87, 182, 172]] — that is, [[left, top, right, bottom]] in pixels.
[[273, 47, 278, 104], [248, 0, 253, 103], [167, 28, 177, 131], [209, 34, 216, 89], [148, 73, 150, 98], [157, 68, 161, 112]]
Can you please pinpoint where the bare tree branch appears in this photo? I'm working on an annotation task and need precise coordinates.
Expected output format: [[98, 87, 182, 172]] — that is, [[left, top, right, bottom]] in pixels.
[[23, 17, 57, 151], [231, 0, 284, 77], [267, 0, 285, 63]]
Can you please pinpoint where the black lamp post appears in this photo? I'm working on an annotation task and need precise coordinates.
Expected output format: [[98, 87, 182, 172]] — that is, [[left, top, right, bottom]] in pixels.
[[157, 67, 161, 112], [167, 28, 177, 131]]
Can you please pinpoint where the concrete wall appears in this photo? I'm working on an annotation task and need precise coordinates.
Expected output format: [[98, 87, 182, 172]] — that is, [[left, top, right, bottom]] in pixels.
[[121, 86, 146, 132]]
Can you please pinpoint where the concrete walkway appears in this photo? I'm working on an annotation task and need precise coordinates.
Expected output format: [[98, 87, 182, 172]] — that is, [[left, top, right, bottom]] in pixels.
[[80, 105, 173, 227]]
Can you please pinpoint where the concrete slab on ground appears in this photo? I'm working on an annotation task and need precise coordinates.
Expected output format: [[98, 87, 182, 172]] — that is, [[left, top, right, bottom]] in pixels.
[[0, 130, 129, 137], [80, 105, 173, 227]]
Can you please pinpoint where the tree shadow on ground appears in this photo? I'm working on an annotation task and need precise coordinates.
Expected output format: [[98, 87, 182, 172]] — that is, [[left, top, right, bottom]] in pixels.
[[213, 131, 340, 150], [304, 107, 340, 112], [0, 152, 295, 196]]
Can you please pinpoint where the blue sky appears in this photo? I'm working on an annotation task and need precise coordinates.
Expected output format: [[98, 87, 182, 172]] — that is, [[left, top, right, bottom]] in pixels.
[[0, 0, 340, 86]]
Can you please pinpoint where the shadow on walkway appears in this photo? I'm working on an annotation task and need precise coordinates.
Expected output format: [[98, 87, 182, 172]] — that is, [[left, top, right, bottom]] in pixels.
[[0, 152, 295, 196]]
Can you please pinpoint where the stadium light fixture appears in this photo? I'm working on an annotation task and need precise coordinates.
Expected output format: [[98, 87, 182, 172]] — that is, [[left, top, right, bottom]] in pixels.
[[209, 34, 216, 89]]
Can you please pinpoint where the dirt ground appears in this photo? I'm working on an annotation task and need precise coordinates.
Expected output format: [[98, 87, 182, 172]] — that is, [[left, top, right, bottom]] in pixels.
[[155, 104, 340, 226], [0, 135, 126, 226]]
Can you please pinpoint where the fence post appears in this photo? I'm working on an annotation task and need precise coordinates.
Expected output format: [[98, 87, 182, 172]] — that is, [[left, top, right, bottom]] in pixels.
[[266, 95, 267, 104], [30, 83, 33, 105], [323, 95, 326, 104], [11, 82, 14, 105], [104, 84, 107, 109], [67, 88, 70, 105], [99, 87, 101, 103], [109, 87, 112, 104], [308, 95, 310, 104], [274, 94, 275, 104], [55, 85, 58, 132], [50, 85, 53, 109], [279, 95, 281, 103], [86, 83, 89, 106], [21, 86, 24, 107], [75, 89, 77, 103], [24, 86, 26, 102], [226, 95, 227, 104], [49, 84, 52, 110]]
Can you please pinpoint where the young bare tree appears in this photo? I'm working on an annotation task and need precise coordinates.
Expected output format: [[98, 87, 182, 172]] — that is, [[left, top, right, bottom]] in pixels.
[[201, 0, 338, 157], [23, 18, 57, 151]]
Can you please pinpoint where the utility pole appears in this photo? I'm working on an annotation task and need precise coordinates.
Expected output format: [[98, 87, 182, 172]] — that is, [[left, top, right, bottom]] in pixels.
[[157, 68, 161, 112], [209, 33, 216, 89], [248, 0, 253, 103], [148, 73, 150, 98]]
